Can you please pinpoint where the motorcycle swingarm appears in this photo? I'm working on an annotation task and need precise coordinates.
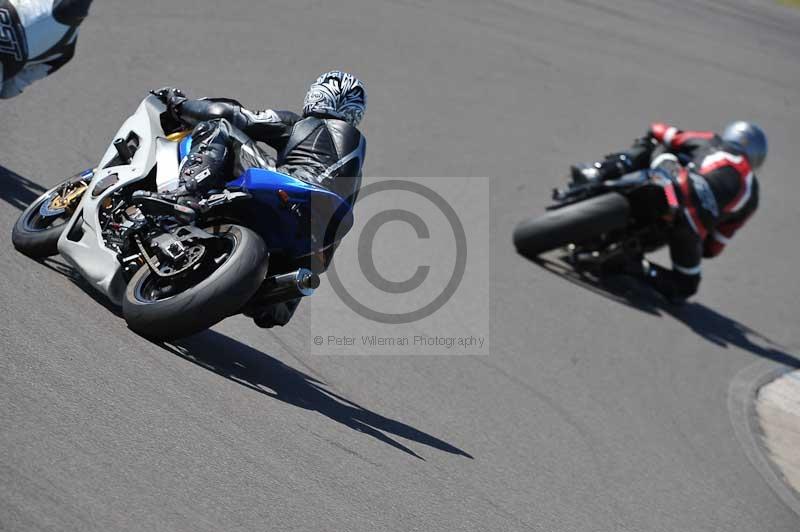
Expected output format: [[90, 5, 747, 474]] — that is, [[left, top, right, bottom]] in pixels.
[[133, 225, 218, 279]]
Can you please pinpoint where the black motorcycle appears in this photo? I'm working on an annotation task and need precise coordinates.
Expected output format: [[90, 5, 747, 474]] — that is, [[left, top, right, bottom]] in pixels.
[[513, 161, 683, 272]]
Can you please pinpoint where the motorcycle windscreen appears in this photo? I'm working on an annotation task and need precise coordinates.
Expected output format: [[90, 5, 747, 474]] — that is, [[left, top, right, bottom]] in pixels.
[[227, 168, 354, 259]]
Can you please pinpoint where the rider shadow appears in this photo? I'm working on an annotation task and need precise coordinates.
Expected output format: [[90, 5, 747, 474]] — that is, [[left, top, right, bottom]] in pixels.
[[529, 252, 800, 369], [0, 168, 475, 456], [0, 165, 47, 211], [158, 330, 474, 461]]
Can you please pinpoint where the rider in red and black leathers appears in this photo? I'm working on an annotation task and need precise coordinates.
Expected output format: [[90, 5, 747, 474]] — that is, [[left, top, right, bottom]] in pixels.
[[574, 121, 764, 302]]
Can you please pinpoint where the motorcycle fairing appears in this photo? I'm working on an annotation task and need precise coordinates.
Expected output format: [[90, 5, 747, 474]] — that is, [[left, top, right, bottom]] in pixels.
[[57, 96, 168, 305], [227, 168, 354, 259]]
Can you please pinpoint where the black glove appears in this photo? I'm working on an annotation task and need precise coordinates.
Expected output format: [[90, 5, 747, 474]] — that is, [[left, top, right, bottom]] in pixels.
[[570, 158, 626, 184], [151, 86, 188, 120]]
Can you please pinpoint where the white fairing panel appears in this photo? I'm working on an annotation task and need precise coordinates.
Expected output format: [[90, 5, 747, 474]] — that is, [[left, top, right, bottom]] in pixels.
[[156, 139, 180, 192], [57, 96, 168, 305]]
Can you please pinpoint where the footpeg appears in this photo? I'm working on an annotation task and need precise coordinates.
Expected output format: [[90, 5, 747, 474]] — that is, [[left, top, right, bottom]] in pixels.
[[131, 191, 196, 222]]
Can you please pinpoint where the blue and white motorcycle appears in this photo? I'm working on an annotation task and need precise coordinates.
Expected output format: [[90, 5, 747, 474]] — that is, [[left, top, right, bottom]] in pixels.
[[12, 94, 353, 340]]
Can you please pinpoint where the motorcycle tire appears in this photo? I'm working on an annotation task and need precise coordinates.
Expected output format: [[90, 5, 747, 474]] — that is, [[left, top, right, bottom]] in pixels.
[[513, 192, 630, 257], [12, 183, 79, 258], [122, 224, 269, 341]]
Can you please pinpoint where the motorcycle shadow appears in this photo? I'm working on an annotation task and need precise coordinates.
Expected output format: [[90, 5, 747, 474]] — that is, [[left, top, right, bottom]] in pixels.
[[0, 165, 48, 211], [531, 252, 800, 369], [158, 330, 474, 461]]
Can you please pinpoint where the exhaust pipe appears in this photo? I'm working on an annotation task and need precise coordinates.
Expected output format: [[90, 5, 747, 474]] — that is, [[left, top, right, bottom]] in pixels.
[[252, 268, 320, 306]]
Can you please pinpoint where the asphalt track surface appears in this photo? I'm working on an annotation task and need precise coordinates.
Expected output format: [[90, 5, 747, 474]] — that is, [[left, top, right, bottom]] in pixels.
[[2, 1, 800, 530]]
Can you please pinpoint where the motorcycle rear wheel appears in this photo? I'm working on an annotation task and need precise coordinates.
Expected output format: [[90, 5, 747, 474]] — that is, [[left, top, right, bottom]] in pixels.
[[122, 224, 268, 340], [513, 192, 630, 257]]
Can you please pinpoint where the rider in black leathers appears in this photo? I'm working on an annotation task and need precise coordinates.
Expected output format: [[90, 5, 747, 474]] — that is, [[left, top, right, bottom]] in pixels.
[[154, 70, 367, 327]]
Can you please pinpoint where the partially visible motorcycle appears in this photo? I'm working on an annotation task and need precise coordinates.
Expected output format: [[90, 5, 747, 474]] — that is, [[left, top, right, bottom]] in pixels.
[[513, 155, 684, 272], [12, 95, 352, 340]]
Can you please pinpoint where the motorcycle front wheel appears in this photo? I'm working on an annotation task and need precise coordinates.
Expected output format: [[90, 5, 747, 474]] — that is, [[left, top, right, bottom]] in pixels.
[[12, 174, 89, 258], [122, 224, 268, 341]]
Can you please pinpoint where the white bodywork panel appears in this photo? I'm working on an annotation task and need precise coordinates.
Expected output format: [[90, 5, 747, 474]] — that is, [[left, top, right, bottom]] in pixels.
[[156, 138, 181, 192], [57, 96, 171, 306]]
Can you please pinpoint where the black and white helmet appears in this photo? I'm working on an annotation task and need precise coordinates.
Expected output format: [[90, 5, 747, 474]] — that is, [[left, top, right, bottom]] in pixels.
[[303, 70, 367, 127]]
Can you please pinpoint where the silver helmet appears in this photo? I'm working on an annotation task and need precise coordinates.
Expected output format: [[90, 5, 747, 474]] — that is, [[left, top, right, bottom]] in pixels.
[[303, 70, 367, 127], [721, 121, 767, 170]]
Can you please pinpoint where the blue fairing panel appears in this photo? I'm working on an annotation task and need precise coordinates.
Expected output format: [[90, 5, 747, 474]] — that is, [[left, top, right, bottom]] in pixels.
[[227, 168, 354, 258], [178, 136, 193, 160]]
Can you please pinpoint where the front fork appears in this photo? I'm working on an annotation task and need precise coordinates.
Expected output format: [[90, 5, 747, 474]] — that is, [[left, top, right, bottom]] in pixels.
[[40, 168, 95, 217]]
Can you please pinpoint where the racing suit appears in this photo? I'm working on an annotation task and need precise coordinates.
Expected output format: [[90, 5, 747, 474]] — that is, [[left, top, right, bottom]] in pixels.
[[163, 93, 367, 327], [0, 0, 92, 99], [588, 122, 759, 301]]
